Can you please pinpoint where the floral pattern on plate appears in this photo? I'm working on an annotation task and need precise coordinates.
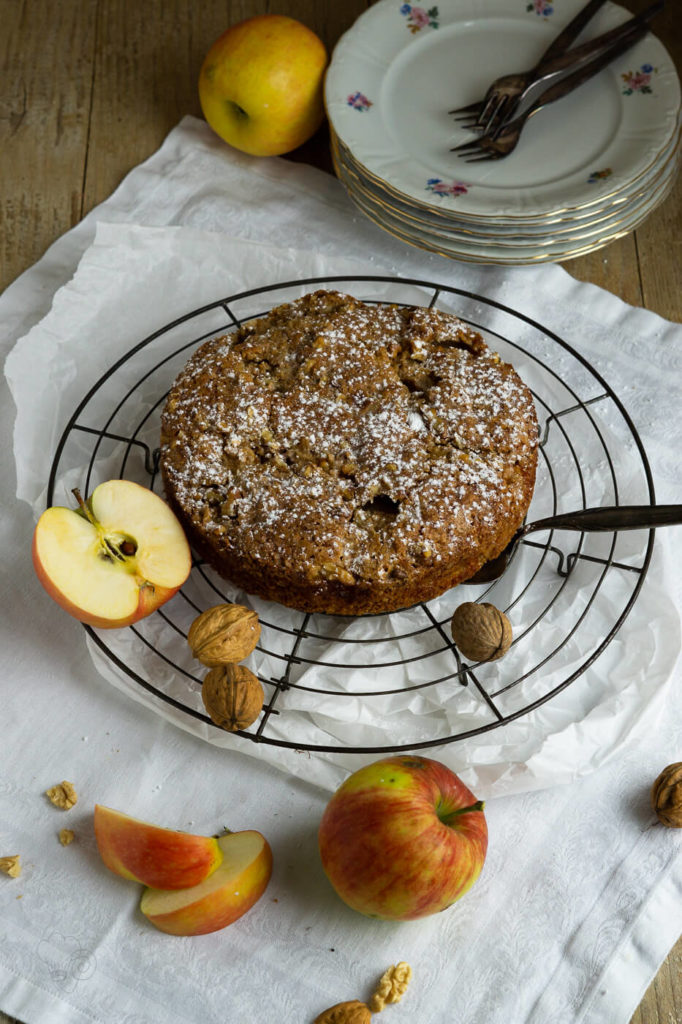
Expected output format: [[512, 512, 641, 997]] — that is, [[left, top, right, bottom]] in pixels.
[[400, 4, 439, 32], [347, 92, 373, 112], [622, 64, 657, 95], [426, 177, 468, 198], [588, 168, 613, 184], [527, 0, 554, 16]]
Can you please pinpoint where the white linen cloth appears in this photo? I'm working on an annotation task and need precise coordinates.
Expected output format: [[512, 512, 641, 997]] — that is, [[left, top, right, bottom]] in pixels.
[[1, 115, 681, 1024]]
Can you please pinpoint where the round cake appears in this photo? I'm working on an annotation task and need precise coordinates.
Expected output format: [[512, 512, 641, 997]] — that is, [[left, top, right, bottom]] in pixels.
[[160, 290, 538, 615]]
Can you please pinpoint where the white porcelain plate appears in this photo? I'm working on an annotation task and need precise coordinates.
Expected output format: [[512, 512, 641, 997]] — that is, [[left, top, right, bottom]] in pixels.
[[335, 145, 679, 263], [333, 122, 681, 242], [325, 0, 680, 221]]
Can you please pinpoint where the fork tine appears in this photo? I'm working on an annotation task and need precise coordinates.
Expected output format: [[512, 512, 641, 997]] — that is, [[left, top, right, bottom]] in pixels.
[[447, 99, 483, 116], [474, 97, 495, 130], [451, 112, 483, 126], [480, 94, 510, 134], [463, 153, 499, 163], [449, 139, 486, 154]]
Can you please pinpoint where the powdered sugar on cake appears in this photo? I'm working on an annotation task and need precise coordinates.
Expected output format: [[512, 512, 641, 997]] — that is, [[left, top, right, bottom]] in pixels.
[[160, 290, 538, 614]]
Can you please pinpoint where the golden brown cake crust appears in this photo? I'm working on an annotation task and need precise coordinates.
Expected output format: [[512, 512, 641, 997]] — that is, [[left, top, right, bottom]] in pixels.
[[160, 290, 538, 614]]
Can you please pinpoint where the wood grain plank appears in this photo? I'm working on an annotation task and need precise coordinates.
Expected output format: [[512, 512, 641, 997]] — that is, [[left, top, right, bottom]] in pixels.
[[0, 0, 97, 291], [634, 169, 682, 324], [562, 233, 646, 308], [631, 933, 682, 1024], [81, 0, 202, 217], [562, 0, 682, 323], [625, 0, 682, 323], [81, 0, 369, 216]]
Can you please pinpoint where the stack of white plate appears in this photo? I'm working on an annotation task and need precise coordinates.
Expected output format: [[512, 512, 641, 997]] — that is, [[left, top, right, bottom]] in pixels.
[[325, 0, 681, 265]]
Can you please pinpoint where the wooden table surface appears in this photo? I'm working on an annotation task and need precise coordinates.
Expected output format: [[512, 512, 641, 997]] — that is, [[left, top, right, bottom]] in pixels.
[[1, 2, 680, 1022]]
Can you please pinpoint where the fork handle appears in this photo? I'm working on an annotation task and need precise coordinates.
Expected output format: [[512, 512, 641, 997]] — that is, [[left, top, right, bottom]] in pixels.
[[521, 504, 682, 538], [535, 0, 609, 70], [534, 0, 664, 78], [498, 21, 649, 138]]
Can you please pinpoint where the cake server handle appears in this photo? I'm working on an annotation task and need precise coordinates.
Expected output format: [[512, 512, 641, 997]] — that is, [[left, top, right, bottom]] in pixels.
[[464, 504, 682, 584]]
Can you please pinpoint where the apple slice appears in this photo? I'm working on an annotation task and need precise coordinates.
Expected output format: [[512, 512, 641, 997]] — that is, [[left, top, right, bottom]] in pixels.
[[140, 830, 273, 935], [94, 805, 223, 890], [33, 479, 191, 628]]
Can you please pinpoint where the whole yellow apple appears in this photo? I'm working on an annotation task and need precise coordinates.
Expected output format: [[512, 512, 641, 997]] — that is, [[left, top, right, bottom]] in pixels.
[[198, 15, 328, 157]]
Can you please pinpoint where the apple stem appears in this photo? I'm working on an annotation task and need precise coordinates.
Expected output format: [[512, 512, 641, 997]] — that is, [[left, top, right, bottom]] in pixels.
[[456, 800, 485, 815], [439, 800, 485, 825], [72, 487, 97, 526]]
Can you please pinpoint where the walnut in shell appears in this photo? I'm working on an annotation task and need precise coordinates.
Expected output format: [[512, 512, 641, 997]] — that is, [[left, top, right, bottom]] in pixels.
[[313, 1000, 371, 1024], [201, 664, 264, 732], [188, 603, 260, 667], [651, 762, 682, 827], [451, 602, 512, 662]]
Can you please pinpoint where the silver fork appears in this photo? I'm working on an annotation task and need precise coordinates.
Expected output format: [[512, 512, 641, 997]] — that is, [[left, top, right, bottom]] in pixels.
[[449, 0, 663, 136], [451, 20, 649, 162]]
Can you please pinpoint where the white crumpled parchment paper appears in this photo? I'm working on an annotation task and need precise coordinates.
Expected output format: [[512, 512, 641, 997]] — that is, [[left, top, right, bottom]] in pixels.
[[6, 220, 679, 797]]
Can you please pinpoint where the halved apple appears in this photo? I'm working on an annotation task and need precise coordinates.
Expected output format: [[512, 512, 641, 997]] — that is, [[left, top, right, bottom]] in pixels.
[[32, 479, 191, 628], [94, 805, 223, 890], [140, 830, 273, 935]]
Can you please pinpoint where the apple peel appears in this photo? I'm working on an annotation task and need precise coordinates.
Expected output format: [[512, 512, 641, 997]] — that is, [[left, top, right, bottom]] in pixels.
[[33, 479, 191, 628], [140, 830, 273, 935], [94, 805, 223, 890], [318, 755, 488, 921], [198, 15, 328, 157]]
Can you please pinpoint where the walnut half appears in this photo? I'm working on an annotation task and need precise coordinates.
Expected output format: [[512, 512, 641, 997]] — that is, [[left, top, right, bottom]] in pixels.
[[369, 962, 413, 1012]]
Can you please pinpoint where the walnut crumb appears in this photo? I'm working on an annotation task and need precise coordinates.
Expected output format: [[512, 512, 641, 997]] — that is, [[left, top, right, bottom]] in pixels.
[[0, 856, 21, 878], [46, 781, 78, 810], [59, 829, 75, 846]]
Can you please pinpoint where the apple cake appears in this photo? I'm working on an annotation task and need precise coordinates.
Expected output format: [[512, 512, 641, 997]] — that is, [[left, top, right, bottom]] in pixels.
[[160, 289, 538, 615]]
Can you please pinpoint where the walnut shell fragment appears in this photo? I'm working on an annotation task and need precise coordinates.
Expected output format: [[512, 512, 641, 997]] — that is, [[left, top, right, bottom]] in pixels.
[[201, 664, 264, 732], [188, 603, 260, 667], [451, 602, 512, 662], [651, 762, 682, 827], [46, 781, 78, 810], [313, 1000, 371, 1024]]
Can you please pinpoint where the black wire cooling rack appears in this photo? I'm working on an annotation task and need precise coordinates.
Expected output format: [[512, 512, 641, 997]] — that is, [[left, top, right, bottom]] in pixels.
[[45, 275, 657, 754]]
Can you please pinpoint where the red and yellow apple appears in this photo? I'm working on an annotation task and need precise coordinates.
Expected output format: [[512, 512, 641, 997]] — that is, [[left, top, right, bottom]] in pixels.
[[94, 805, 223, 890], [198, 14, 328, 157], [140, 830, 273, 935], [318, 755, 488, 921], [32, 479, 191, 629]]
